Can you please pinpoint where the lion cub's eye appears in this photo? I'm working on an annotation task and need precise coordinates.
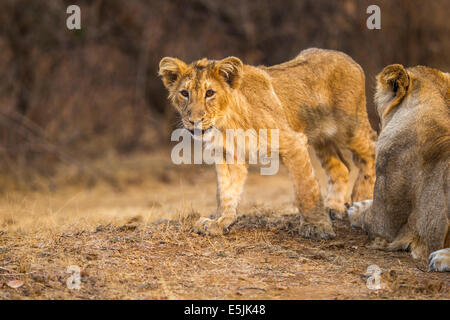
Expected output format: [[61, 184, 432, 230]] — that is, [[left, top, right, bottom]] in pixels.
[[205, 89, 215, 98], [180, 90, 189, 98]]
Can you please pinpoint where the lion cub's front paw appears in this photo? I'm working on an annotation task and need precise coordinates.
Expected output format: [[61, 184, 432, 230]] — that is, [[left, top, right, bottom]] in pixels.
[[429, 249, 450, 272], [299, 221, 335, 239], [193, 215, 236, 236], [193, 217, 222, 236]]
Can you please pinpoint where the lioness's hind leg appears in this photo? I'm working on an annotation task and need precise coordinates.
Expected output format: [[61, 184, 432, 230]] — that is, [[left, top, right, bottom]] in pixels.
[[314, 144, 349, 220], [429, 248, 450, 272], [347, 199, 372, 228]]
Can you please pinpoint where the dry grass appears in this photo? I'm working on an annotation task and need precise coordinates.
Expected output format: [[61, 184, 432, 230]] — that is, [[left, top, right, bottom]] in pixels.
[[0, 152, 448, 299]]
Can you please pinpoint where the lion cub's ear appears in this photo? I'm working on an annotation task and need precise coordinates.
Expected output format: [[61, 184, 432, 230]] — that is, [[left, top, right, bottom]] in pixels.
[[158, 57, 187, 89], [376, 64, 411, 118], [216, 57, 243, 89]]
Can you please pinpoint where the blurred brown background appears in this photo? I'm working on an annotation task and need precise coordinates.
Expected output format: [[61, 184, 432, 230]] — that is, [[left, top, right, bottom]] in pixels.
[[0, 0, 448, 189]]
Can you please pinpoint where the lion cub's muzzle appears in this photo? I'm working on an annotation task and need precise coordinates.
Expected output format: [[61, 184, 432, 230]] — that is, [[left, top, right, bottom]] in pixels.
[[187, 126, 213, 136]]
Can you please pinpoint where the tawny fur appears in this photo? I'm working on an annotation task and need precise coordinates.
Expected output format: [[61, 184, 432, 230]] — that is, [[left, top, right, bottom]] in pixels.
[[348, 65, 450, 272], [159, 48, 375, 238]]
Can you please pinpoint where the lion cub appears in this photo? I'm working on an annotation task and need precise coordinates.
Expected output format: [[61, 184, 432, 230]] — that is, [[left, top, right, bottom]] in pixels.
[[348, 65, 450, 271], [159, 48, 375, 239]]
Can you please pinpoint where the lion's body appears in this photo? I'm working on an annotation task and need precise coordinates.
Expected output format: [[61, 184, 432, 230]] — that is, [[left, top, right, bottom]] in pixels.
[[348, 65, 450, 271], [159, 48, 375, 238]]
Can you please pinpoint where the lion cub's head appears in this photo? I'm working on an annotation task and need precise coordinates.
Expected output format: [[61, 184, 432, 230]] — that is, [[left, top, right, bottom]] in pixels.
[[158, 56, 243, 134]]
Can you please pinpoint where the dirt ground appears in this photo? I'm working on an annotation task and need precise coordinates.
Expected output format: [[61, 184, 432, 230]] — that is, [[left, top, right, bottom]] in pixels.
[[0, 152, 448, 299]]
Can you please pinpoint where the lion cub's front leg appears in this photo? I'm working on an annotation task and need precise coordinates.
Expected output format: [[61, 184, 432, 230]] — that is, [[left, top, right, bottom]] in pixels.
[[194, 163, 248, 235], [281, 132, 335, 239]]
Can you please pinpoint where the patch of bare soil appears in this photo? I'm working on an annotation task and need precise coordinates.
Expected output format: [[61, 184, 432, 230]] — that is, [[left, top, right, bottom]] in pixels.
[[0, 210, 448, 299], [0, 153, 448, 299]]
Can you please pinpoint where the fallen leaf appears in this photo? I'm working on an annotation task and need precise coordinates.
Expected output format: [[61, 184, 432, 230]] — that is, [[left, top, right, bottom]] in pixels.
[[7, 280, 24, 289]]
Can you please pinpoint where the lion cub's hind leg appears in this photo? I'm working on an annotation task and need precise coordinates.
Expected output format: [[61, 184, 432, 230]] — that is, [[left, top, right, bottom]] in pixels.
[[429, 248, 450, 272], [348, 130, 376, 203], [314, 143, 350, 220], [280, 131, 335, 239]]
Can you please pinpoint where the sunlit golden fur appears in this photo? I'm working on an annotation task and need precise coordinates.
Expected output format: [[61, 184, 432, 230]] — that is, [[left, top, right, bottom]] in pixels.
[[348, 65, 450, 271], [159, 48, 375, 238]]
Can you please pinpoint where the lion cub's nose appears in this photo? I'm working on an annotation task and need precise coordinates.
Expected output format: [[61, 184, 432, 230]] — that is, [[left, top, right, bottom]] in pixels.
[[188, 116, 205, 126], [188, 109, 206, 124], [188, 118, 204, 125]]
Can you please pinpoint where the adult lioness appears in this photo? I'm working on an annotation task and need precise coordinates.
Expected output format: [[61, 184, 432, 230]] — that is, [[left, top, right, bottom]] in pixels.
[[159, 48, 375, 238], [348, 65, 450, 271]]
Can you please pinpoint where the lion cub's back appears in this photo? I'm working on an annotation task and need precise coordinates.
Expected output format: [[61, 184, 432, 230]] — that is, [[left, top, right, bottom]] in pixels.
[[266, 48, 364, 81], [262, 48, 367, 131], [264, 48, 365, 102], [296, 48, 362, 68]]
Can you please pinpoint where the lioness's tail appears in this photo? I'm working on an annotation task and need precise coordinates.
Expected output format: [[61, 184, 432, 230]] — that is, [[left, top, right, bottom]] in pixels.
[[347, 200, 372, 228]]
